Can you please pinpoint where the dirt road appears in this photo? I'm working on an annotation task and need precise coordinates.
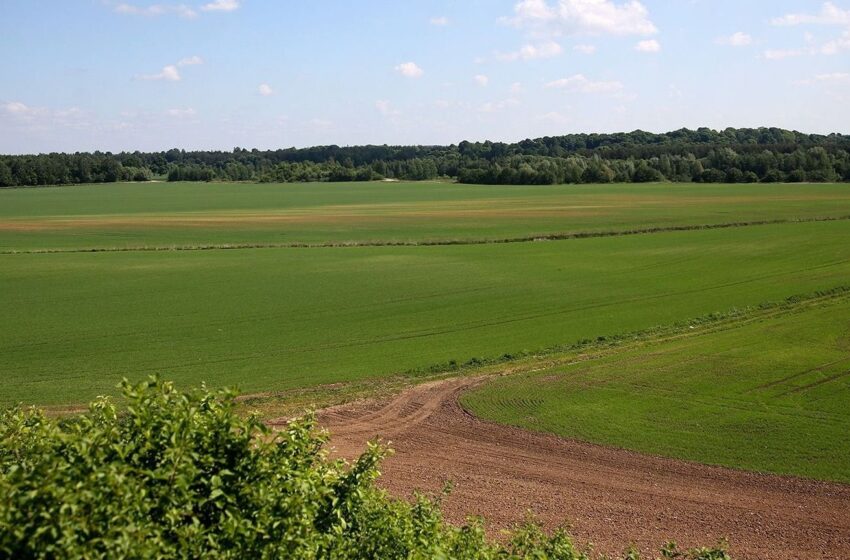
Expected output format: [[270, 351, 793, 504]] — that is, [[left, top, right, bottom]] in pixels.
[[310, 377, 850, 559]]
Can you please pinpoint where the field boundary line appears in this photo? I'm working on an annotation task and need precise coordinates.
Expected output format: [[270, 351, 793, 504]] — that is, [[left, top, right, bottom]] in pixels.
[[3, 214, 850, 255]]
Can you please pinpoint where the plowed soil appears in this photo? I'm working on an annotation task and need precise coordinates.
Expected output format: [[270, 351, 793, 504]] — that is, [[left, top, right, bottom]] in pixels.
[[311, 377, 850, 559]]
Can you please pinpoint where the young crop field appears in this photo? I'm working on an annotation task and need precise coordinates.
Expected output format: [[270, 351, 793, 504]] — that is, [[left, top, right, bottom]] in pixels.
[[2, 180, 850, 409], [461, 292, 850, 483], [3, 181, 850, 252]]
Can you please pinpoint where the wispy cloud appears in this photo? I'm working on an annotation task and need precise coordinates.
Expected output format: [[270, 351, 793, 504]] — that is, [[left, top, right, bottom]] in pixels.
[[634, 39, 660, 53], [3, 101, 49, 118], [139, 64, 181, 81], [110, 0, 239, 18], [546, 74, 624, 94], [258, 83, 274, 96], [504, 0, 657, 36], [765, 3, 850, 59], [395, 62, 424, 78], [478, 98, 520, 113], [201, 0, 240, 12], [474, 74, 489, 87], [166, 107, 197, 118], [430, 16, 449, 26], [762, 29, 850, 59], [375, 100, 401, 117], [497, 40, 563, 61], [177, 55, 203, 66], [715, 32, 752, 47], [138, 56, 202, 81], [573, 44, 596, 54], [2, 101, 89, 132], [113, 2, 198, 18], [795, 72, 850, 85], [771, 2, 850, 27]]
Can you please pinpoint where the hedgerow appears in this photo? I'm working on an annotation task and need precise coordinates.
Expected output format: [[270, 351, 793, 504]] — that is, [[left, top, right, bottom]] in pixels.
[[0, 377, 730, 559]]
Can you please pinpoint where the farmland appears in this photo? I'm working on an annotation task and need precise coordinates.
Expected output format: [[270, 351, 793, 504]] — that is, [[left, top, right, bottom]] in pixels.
[[2, 182, 850, 397], [462, 291, 850, 482], [3, 181, 850, 252], [2, 182, 850, 406], [4, 179, 850, 558]]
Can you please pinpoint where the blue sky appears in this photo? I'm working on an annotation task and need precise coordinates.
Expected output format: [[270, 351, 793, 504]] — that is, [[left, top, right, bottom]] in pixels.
[[1, 0, 849, 153]]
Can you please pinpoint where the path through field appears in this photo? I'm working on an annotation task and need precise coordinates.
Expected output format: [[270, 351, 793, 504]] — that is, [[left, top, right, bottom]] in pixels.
[[310, 377, 850, 560]]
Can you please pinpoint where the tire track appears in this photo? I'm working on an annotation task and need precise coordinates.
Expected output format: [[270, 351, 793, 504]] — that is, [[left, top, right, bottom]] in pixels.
[[304, 377, 850, 560]]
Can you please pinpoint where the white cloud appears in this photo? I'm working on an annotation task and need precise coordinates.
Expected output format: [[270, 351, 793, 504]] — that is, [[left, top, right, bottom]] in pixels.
[[258, 83, 274, 96], [166, 107, 197, 118], [546, 73, 624, 93], [497, 40, 563, 61], [474, 74, 490, 87], [138, 56, 203, 81], [478, 98, 520, 113], [113, 3, 197, 18], [821, 29, 850, 54], [815, 72, 850, 81], [715, 32, 752, 47], [201, 0, 240, 12], [375, 100, 401, 117], [762, 48, 804, 60], [140, 64, 181, 81], [573, 43, 597, 54], [395, 61, 424, 78], [3, 101, 41, 116], [762, 29, 850, 60], [504, 0, 657, 36], [1, 101, 89, 133], [430, 16, 449, 26], [796, 72, 850, 85], [510, 82, 524, 94], [634, 39, 660, 52], [771, 2, 850, 26], [177, 55, 203, 66]]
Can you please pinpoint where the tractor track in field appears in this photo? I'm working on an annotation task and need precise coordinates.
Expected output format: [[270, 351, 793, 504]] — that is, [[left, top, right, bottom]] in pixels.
[[303, 376, 850, 560]]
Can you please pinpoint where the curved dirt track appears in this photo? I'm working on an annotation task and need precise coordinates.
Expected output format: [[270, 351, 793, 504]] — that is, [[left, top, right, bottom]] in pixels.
[[313, 377, 850, 560]]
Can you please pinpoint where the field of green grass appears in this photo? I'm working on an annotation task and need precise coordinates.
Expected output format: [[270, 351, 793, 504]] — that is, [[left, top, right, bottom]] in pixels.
[[462, 292, 850, 483], [3, 181, 850, 251], [0, 183, 850, 418], [3, 221, 850, 405], [3, 179, 850, 482]]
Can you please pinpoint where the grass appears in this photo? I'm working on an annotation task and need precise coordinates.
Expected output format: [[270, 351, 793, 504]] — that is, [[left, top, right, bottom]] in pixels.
[[4, 218, 850, 406], [5, 179, 850, 482], [461, 291, 850, 483], [3, 181, 850, 251]]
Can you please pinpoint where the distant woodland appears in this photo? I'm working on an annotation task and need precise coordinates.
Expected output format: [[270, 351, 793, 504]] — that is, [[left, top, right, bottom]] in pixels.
[[2, 127, 849, 187]]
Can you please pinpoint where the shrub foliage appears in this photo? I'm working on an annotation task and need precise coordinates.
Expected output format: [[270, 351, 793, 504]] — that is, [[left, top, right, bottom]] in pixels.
[[0, 377, 730, 559]]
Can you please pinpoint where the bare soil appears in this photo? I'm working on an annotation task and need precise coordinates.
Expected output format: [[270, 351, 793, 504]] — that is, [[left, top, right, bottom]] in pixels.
[[305, 377, 850, 560]]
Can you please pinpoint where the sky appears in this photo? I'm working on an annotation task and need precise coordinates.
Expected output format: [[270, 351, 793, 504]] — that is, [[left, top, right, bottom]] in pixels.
[[1, 0, 849, 154]]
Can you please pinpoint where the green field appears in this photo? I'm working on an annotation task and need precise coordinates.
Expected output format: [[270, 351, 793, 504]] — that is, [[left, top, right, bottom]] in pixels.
[[3, 181, 850, 251], [462, 292, 850, 482], [3, 180, 850, 482]]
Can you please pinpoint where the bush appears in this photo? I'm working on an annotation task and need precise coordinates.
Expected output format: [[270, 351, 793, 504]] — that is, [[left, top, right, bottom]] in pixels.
[[0, 378, 732, 559]]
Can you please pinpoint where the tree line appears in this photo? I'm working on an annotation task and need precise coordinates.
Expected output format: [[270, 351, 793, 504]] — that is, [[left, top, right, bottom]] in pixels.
[[2, 127, 849, 187]]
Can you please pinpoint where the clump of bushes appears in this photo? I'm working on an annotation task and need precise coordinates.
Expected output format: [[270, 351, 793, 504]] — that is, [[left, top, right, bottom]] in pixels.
[[0, 377, 730, 559]]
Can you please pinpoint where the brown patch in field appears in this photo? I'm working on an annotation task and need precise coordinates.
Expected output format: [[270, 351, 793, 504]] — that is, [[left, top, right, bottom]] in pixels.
[[0, 205, 610, 232], [308, 377, 850, 560]]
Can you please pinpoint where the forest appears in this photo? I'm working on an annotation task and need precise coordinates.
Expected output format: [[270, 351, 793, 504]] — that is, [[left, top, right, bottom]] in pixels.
[[2, 127, 849, 187]]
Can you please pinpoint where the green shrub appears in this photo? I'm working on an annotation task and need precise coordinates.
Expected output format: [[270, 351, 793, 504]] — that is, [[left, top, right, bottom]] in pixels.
[[0, 377, 731, 559]]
